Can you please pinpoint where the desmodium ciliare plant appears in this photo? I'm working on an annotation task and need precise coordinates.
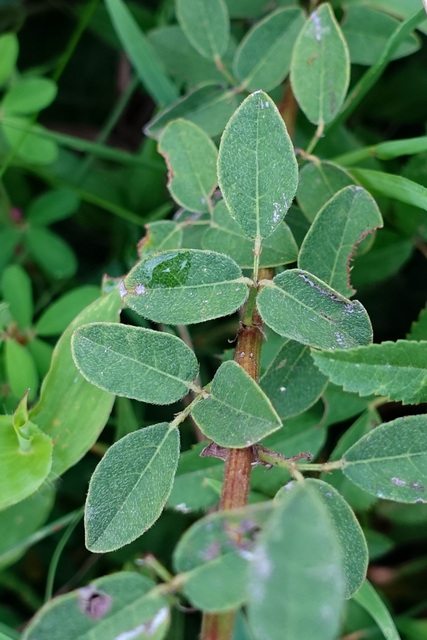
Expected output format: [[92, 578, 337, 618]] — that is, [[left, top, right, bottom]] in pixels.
[[5, 1, 427, 639]]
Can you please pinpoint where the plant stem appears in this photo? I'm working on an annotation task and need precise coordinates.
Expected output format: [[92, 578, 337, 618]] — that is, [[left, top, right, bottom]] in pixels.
[[200, 268, 273, 640]]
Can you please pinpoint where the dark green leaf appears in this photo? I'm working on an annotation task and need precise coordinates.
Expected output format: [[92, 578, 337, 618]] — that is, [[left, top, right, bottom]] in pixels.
[[137, 220, 183, 258], [176, 0, 229, 60], [351, 168, 427, 211], [2, 264, 33, 329], [25, 227, 77, 279], [353, 580, 401, 640], [27, 189, 79, 226], [297, 160, 355, 223]]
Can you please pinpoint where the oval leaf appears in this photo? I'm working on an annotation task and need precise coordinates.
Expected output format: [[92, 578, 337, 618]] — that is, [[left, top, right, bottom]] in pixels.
[[5, 340, 38, 401], [342, 414, 427, 503], [298, 186, 383, 297], [176, 0, 229, 60], [218, 90, 298, 239], [0, 33, 18, 86], [27, 189, 79, 226], [85, 423, 180, 552], [191, 360, 282, 447], [159, 119, 218, 213], [2, 78, 57, 115], [290, 3, 350, 125], [257, 269, 373, 350], [2, 264, 33, 330], [297, 160, 355, 223], [72, 323, 199, 404], [25, 227, 77, 279], [248, 481, 346, 640], [35, 286, 100, 337], [233, 8, 305, 91], [122, 249, 248, 325], [311, 340, 427, 405]]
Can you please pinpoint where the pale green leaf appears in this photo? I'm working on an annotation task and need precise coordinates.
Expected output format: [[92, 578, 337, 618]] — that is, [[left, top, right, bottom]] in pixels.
[[191, 361, 282, 447], [1, 118, 58, 165], [85, 423, 179, 552], [297, 160, 355, 223], [35, 286, 100, 336], [0, 415, 52, 510], [159, 119, 218, 213], [311, 340, 427, 405], [342, 6, 419, 65], [342, 415, 427, 503], [30, 290, 122, 475], [27, 189, 79, 226], [2, 264, 33, 330], [260, 339, 327, 419], [298, 186, 383, 297], [233, 8, 305, 91], [257, 269, 373, 350], [353, 580, 401, 640], [290, 3, 350, 125], [23, 572, 170, 640], [2, 78, 57, 115], [351, 168, 427, 211], [218, 91, 298, 240], [25, 227, 77, 279], [123, 249, 248, 325], [145, 84, 239, 140], [137, 221, 183, 258], [0, 33, 18, 86], [72, 323, 198, 404], [5, 340, 38, 401], [202, 200, 298, 268], [176, 0, 229, 60], [248, 481, 346, 640], [105, 0, 178, 105]]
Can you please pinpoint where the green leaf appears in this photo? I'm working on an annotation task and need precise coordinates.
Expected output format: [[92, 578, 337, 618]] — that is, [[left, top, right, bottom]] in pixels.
[[408, 305, 427, 341], [298, 186, 383, 297], [159, 119, 218, 213], [0, 414, 52, 510], [35, 286, 100, 336], [323, 383, 374, 428], [30, 290, 122, 476], [1, 117, 58, 165], [85, 423, 179, 552], [27, 189, 80, 226], [145, 84, 239, 140], [226, 0, 299, 18], [311, 340, 427, 405], [191, 361, 282, 447], [2, 78, 57, 115], [260, 339, 327, 420], [202, 200, 298, 268], [350, 168, 427, 211], [0, 228, 21, 273], [27, 338, 54, 378], [297, 160, 355, 223], [137, 220, 183, 258], [248, 481, 346, 640], [232, 8, 305, 91], [122, 249, 248, 325], [23, 572, 170, 640], [5, 340, 39, 401], [72, 323, 198, 404], [104, 0, 178, 105], [257, 269, 373, 350], [0, 33, 18, 86], [24, 227, 77, 279], [2, 264, 33, 330], [218, 91, 298, 240], [174, 503, 273, 612], [353, 580, 401, 640], [290, 3, 350, 126], [341, 414, 427, 504], [176, 0, 229, 61], [342, 6, 420, 66]]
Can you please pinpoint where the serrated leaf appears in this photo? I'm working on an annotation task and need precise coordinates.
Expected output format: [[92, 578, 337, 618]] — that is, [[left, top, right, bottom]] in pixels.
[[297, 160, 355, 223], [85, 423, 179, 552], [298, 186, 383, 297], [0, 33, 18, 86], [191, 361, 282, 447], [27, 189, 79, 226], [260, 339, 327, 419], [202, 200, 298, 268], [159, 119, 218, 213], [248, 481, 346, 640], [218, 91, 298, 240], [233, 8, 305, 91], [123, 249, 248, 325], [137, 221, 183, 258], [145, 84, 239, 140], [30, 290, 121, 475], [72, 323, 198, 404], [2, 264, 33, 330], [2, 78, 57, 115], [311, 340, 427, 404], [257, 269, 372, 350], [35, 286, 100, 336], [290, 3, 350, 126], [353, 580, 401, 640], [0, 414, 52, 510], [23, 572, 170, 640], [341, 415, 427, 503], [176, 0, 229, 60], [25, 227, 77, 279]]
